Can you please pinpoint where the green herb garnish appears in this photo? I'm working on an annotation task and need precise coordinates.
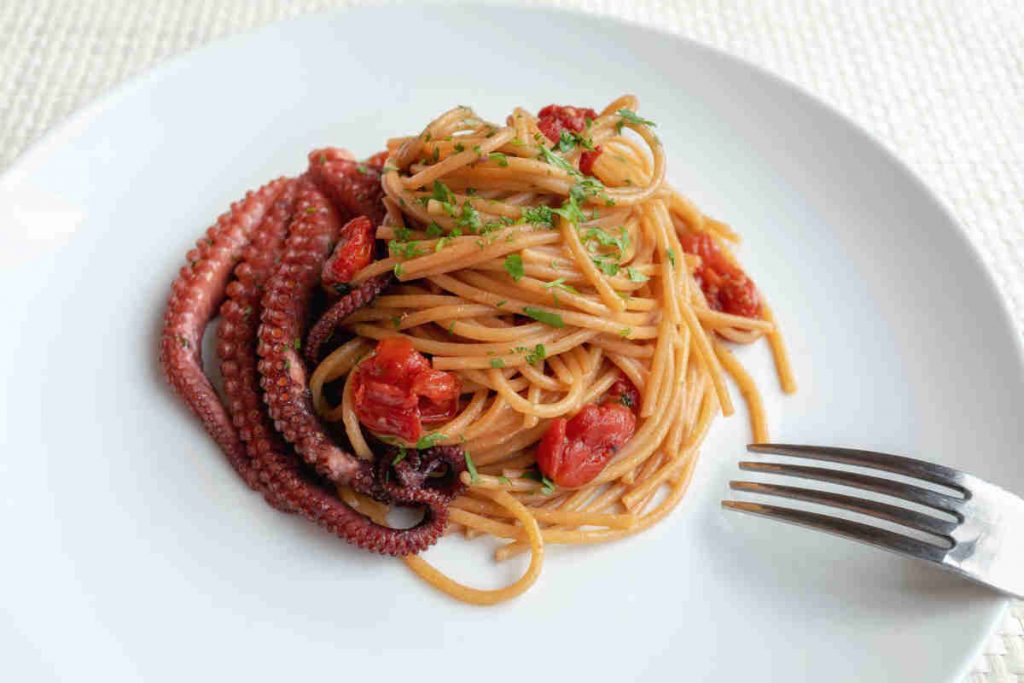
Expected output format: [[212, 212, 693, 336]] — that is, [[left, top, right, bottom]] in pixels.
[[522, 307, 565, 328], [503, 253, 525, 281], [488, 152, 510, 167], [464, 451, 479, 483], [416, 433, 446, 450], [489, 358, 506, 369], [626, 267, 649, 282]]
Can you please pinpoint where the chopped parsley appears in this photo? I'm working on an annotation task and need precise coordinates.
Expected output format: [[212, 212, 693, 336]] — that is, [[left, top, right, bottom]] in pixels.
[[584, 227, 630, 257], [177, 335, 189, 349], [355, 163, 368, 175], [393, 262, 405, 277], [242, 306, 254, 318], [431, 180, 456, 205], [416, 433, 446, 450], [390, 315, 402, 329], [425, 221, 444, 238], [456, 201, 482, 233], [542, 278, 578, 304], [292, 338, 302, 350], [626, 267, 649, 282], [522, 307, 565, 328], [503, 253, 525, 281], [489, 358, 506, 369], [520, 205, 555, 228], [592, 256, 620, 276], [393, 226, 412, 242], [667, 248, 677, 267], [430, 146, 440, 163], [392, 447, 407, 465], [495, 299, 507, 308], [620, 327, 632, 338], [616, 108, 657, 133], [389, 240, 423, 259], [540, 476, 556, 495], [498, 475, 511, 486], [454, 142, 465, 153], [464, 451, 479, 483], [536, 143, 576, 174], [447, 321, 457, 334], [525, 343, 547, 364], [304, 206, 318, 215], [488, 152, 510, 167]]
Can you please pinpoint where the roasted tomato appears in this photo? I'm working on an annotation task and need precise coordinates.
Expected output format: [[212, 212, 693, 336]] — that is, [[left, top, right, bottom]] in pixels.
[[679, 231, 762, 318], [322, 216, 375, 290], [536, 403, 637, 488], [352, 338, 461, 442], [579, 146, 603, 176], [605, 375, 641, 412], [536, 104, 598, 143], [364, 150, 390, 169]]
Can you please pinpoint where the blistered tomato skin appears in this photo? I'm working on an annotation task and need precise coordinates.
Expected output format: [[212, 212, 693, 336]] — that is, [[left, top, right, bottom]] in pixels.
[[537, 104, 598, 143], [352, 338, 461, 442], [679, 231, 762, 318], [536, 403, 637, 488], [322, 215, 375, 289], [606, 375, 641, 412]]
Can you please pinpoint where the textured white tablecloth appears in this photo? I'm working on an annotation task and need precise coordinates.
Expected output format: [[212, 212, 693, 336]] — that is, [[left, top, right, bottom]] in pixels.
[[2, 1, 1022, 679]]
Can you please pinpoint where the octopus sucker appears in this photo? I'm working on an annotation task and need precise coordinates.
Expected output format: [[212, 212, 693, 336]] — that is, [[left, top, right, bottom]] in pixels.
[[159, 177, 289, 491], [304, 274, 391, 365], [160, 155, 465, 558]]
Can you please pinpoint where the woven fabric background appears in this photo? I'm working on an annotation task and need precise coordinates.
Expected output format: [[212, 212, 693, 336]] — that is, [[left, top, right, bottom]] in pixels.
[[2, 1, 1021, 679]]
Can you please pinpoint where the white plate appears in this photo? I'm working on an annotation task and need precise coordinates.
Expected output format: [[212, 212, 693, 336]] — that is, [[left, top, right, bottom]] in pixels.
[[2, 6, 1022, 682]]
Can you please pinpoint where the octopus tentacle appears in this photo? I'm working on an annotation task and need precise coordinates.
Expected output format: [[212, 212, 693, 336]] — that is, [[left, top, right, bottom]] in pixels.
[[257, 180, 464, 555], [217, 178, 301, 511], [308, 148, 387, 224], [304, 274, 391, 365], [159, 177, 288, 488]]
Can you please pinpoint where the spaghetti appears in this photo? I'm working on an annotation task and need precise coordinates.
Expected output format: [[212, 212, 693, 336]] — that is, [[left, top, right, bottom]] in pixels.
[[309, 96, 796, 604]]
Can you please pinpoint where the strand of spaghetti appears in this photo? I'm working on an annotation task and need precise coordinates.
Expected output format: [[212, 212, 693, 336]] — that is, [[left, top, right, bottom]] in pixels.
[[451, 496, 636, 529], [713, 340, 768, 443], [463, 395, 509, 440], [518, 359, 564, 391], [696, 308, 774, 331], [404, 488, 543, 605], [487, 364, 585, 419], [401, 128, 516, 189], [678, 278, 734, 415], [446, 319, 549, 342], [431, 273, 657, 338], [557, 214, 626, 312], [594, 341, 681, 483], [763, 303, 797, 394], [640, 319, 674, 418], [349, 323, 564, 358], [605, 351, 649, 392], [473, 423, 550, 465], [622, 388, 716, 508], [341, 365, 373, 459], [431, 329, 596, 371]]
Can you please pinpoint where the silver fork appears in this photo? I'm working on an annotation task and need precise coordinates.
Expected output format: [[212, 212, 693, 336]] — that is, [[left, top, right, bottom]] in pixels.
[[722, 444, 1024, 598]]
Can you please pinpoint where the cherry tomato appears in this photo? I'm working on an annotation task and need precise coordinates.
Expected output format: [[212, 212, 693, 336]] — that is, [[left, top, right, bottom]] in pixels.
[[322, 216, 375, 290], [605, 375, 641, 412], [679, 231, 762, 318], [536, 104, 598, 143], [352, 338, 461, 442], [536, 403, 637, 487], [579, 146, 603, 176], [364, 150, 390, 169]]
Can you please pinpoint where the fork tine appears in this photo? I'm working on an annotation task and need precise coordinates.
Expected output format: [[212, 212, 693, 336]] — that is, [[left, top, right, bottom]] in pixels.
[[729, 481, 958, 537], [747, 444, 967, 491], [721, 500, 949, 563], [739, 461, 965, 516]]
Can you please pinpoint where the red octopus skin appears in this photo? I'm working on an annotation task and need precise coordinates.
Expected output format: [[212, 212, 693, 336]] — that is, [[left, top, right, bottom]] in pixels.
[[216, 179, 458, 554], [307, 147, 388, 225], [304, 274, 392, 364], [216, 178, 301, 511], [159, 177, 288, 492], [256, 180, 464, 555]]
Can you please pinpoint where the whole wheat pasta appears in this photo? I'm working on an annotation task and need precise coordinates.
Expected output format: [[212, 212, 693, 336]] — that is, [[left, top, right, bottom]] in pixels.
[[308, 97, 794, 605]]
